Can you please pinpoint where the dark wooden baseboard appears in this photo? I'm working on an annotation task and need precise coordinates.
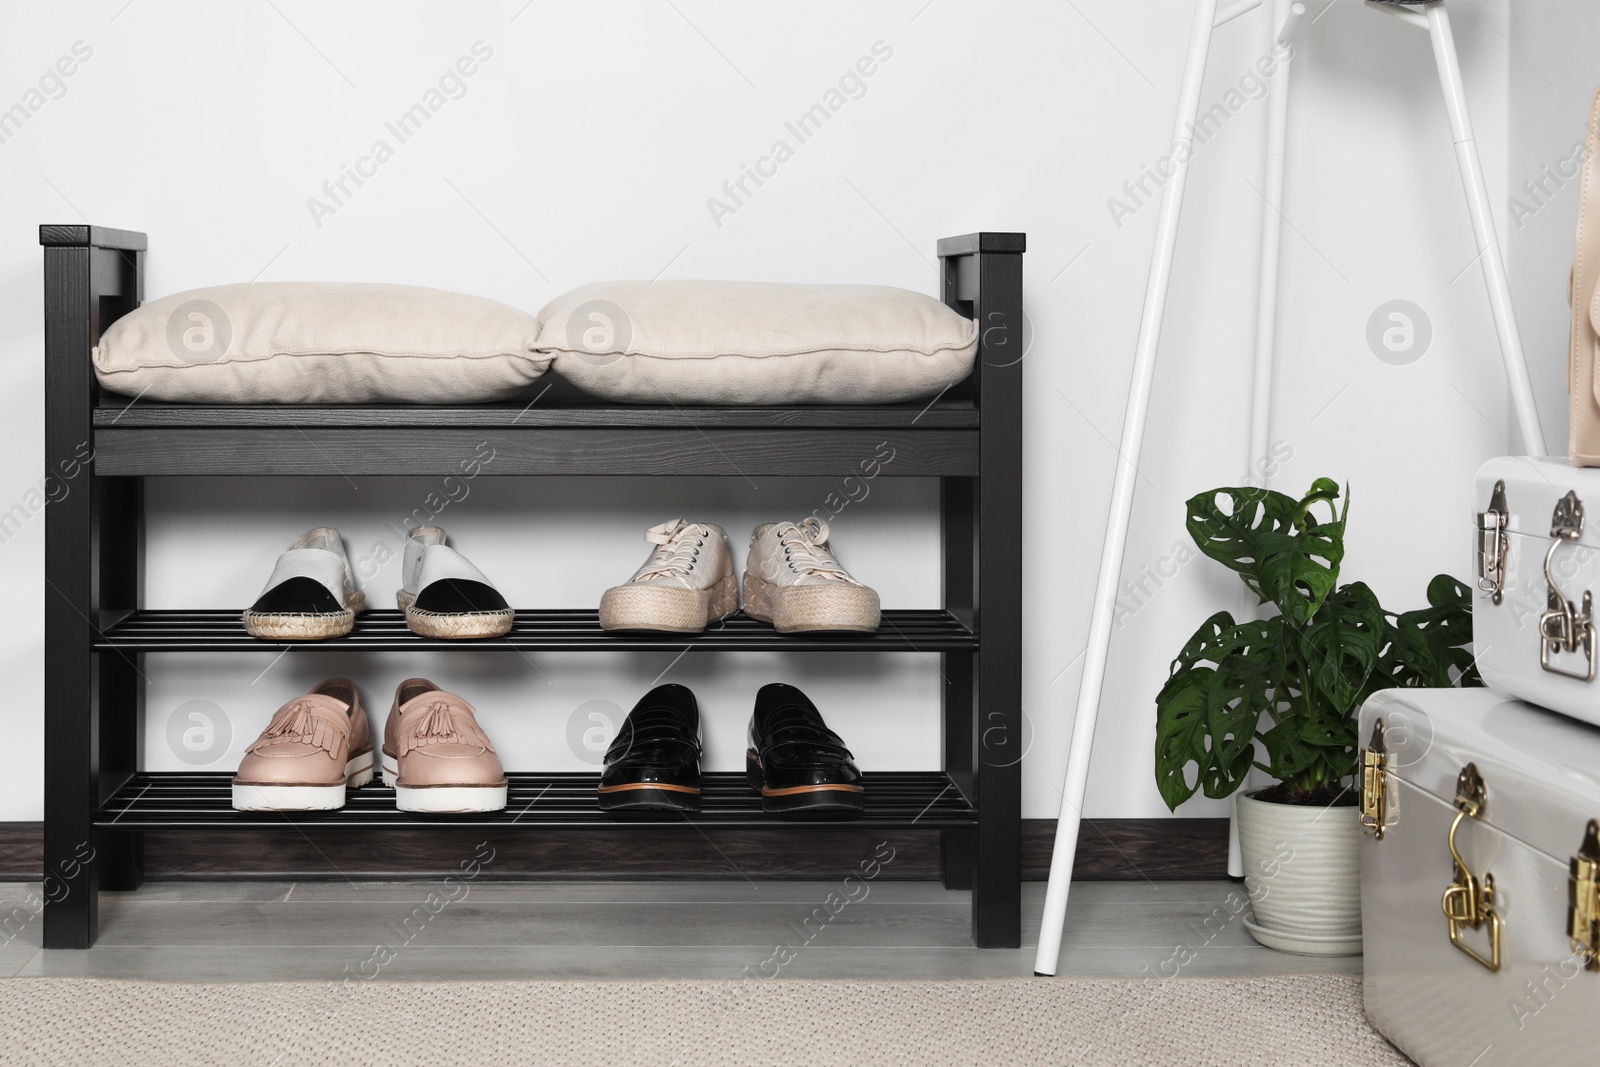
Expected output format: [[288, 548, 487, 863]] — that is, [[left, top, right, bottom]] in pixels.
[[1026, 818, 1229, 881], [0, 822, 42, 879], [0, 818, 1226, 882]]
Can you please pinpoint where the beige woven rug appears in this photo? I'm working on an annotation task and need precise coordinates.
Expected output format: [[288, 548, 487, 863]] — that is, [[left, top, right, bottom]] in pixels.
[[0, 974, 1407, 1066]]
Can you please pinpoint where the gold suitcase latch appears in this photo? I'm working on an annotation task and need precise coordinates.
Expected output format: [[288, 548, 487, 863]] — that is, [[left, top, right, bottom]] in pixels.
[[1540, 491, 1596, 682], [1360, 719, 1389, 840], [1441, 763, 1504, 973], [1572, 819, 1600, 972]]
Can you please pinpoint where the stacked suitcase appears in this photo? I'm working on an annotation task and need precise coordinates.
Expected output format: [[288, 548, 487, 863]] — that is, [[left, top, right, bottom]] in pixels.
[[1358, 456, 1600, 1064]]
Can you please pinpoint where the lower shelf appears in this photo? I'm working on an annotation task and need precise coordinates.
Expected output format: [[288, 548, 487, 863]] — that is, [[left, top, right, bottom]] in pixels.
[[95, 771, 977, 831]]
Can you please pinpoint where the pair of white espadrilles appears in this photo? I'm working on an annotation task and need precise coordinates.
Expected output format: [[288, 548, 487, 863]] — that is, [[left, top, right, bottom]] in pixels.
[[241, 526, 512, 641]]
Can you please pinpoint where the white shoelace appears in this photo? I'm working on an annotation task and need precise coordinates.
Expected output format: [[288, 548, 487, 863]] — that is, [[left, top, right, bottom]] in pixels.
[[776, 518, 859, 583], [635, 518, 709, 581]]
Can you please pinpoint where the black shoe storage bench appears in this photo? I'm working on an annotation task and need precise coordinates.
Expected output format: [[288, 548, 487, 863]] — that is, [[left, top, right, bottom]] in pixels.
[[40, 225, 1025, 949]]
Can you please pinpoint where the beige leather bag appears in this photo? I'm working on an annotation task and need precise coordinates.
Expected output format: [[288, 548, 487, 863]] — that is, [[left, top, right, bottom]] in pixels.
[[1570, 87, 1600, 465]]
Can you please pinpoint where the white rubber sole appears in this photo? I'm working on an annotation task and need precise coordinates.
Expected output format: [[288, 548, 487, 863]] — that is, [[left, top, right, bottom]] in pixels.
[[231, 749, 375, 811], [382, 753, 508, 813]]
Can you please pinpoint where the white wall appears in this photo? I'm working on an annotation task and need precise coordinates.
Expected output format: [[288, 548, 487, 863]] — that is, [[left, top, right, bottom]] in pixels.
[[1508, 0, 1600, 438], [0, 0, 1586, 825]]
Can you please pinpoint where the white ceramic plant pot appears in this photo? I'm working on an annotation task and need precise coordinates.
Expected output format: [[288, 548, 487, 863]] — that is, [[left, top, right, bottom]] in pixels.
[[1235, 790, 1362, 956]]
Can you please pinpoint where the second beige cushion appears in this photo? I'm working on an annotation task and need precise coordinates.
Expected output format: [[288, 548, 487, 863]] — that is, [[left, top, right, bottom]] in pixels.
[[535, 280, 979, 405]]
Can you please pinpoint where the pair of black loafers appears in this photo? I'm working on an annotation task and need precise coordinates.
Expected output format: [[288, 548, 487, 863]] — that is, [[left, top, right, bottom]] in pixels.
[[598, 682, 863, 814]]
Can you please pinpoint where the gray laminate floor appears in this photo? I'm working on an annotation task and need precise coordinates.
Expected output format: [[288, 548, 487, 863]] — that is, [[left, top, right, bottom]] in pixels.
[[0, 880, 1363, 982]]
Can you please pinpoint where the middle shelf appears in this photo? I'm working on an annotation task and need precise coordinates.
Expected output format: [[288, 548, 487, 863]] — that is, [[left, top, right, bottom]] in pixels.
[[94, 609, 978, 653]]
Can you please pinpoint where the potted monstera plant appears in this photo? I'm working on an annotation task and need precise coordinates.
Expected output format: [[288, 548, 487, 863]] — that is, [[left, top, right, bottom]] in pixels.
[[1154, 478, 1478, 955]]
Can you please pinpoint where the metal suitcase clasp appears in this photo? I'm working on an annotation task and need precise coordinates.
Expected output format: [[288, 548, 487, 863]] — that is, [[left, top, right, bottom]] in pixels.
[[1477, 479, 1508, 604], [1572, 820, 1600, 972], [1540, 491, 1597, 682], [1441, 763, 1503, 973], [1360, 719, 1389, 840]]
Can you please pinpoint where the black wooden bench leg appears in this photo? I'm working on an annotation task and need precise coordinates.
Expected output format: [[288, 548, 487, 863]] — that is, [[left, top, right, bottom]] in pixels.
[[971, 243, 1024, 949], [43, 242, 100, 949], [43, 234, 144, 947], [937, 235, 1025, 948]]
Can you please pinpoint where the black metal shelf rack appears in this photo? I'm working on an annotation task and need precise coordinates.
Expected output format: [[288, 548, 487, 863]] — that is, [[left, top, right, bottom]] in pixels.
[[41, 224, 1025, 949], [96, 771, 978, 832], [95, 609, 979, 653]]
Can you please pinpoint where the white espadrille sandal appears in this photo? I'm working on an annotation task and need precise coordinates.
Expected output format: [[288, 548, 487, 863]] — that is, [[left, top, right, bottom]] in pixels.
[[241, 528, 365, 640], [397, 527, 515, 639]]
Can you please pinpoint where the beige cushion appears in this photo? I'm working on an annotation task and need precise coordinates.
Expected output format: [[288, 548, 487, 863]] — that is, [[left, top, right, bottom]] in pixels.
[[535, 281, 978, 405], [94, 282, 549, 404]]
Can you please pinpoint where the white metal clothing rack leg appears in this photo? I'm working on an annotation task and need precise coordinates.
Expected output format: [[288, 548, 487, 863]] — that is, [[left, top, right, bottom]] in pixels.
[[1234, 0, 1305, 879], [1034, 0, 1546, 977]]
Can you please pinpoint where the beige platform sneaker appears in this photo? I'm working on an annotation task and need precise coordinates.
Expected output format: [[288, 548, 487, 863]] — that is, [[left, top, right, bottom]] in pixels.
[[742, 518, 880, 633], [598, 518, 737, 633]]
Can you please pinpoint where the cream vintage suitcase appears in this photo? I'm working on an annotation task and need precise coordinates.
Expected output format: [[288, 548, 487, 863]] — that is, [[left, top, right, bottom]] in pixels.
[[1474, 454, 1600, 725], [1359, 687, 1600, 1065]]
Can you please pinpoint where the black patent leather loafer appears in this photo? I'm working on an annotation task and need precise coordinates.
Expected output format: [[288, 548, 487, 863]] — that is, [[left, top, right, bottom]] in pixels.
[[747, 683, 863, 813], [599, 684, 702, 812]]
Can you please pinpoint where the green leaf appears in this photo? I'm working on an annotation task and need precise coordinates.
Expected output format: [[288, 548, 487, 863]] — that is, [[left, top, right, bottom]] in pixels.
[[1300, 702, 1359, 749], [1154, 613, 1283, 811], [1296, 581, 1385, 714], [1259, 697, 1354, 783], [1372, 573, 1482, 692], [1184, 479, 1347, 627]]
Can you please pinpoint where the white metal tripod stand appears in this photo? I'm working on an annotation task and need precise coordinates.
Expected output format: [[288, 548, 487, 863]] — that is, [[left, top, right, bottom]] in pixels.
[[1034, 0, 1546, 977]]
